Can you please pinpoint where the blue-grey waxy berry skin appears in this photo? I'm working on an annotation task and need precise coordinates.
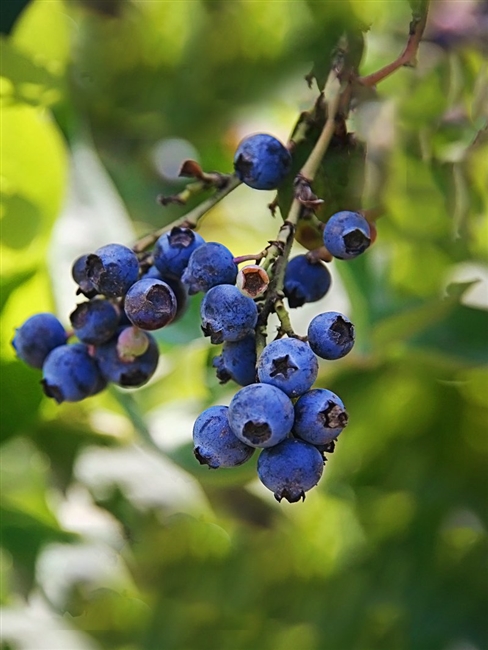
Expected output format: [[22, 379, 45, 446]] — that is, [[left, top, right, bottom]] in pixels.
[[70, 299, 119, 345], [307, 311, 355, 360], [193, 405, 255, 469], [12, 313, 67, 369], [85, 243, 140, 297], [142, 267, 188, 323], [72, 255, 97, 297], [41, 343, 103, 403], [257, 438, 324, 503], [323, 211, 371, 260], [233, 133, 292, 190], [153, 227, 205, 278], [181, 242, 238, 294], [200, 284, 258, 344], [257, 338, 318, 398], [213, 335, 257, 386], [94, 328, 159, 388], [228, 383, 294, 449], [284, 255, 332, 308], [294, 388, 348, 445], [124, 278, 177, 331]]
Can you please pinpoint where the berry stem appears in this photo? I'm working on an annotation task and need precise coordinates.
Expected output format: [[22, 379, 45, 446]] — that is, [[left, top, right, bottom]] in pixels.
[[133, 174, 242, 254]]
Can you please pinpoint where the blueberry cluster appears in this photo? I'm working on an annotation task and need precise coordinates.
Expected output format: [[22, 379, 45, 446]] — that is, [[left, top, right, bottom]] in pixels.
[[13, 130, 375, 504]]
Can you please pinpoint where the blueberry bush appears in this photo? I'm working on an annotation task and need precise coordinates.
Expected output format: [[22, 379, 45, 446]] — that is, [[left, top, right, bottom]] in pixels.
[[1, 1, 488, 649]]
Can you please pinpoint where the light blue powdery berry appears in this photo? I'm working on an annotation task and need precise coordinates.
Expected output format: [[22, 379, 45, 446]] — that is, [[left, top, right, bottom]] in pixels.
[[181, 242, 237, 294], [85, 243, 140, 297], [307, 311, 355, 360], [257, 337, 318, 398], [257, 438, 324, 502], [41, 343, 103, 403], [294, 388, 348, 445], [228, 383, 294, 449], [213, 335, 257, 386], [70, 299, 119, 345], [200, 284, 258, 344], [12, 313, 67, 370], [233, 133, 292, 190], [284, 255, 332, 308], [153, 227, 205, 278], [193, 405, 254, 469], [323, 211, 371, 260]]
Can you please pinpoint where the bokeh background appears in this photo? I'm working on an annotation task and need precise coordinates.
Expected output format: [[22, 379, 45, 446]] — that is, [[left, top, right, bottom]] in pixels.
[[1, 1, 487, 649]]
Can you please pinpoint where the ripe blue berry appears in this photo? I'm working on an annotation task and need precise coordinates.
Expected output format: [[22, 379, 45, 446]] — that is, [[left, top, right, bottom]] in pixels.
[[85, 243, 140, 297], [153, 227, 205, 278], [124, 278, 177, 330], [307, 311, 355, 360], [41, 343, 103, 403], [12, 313, 67, 369], [284, 255, 332, 308], [181, 242, 238, 294], [200, 284, 258, 344], [70, 299, 119, 345], [193, 405, 255, 469], [294, 388, 348, 445], [228, 383, 294, 448], [142, 267, 188, 323], [257, 438, 324, 503], [323, 211, 371, 260], [257, 338, 318, 398], [72, 254, 97, 297], [213, 335, 257, 386], [233, 133, 292, 190], [94, 328, 159, 387]]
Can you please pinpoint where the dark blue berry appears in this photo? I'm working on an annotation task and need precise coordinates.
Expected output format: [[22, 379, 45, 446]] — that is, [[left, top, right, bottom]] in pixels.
[[124, 278, 177, 330], [307, 311, 355, 360], [153, 227, 205, 278], [70, 299, 119, 345], [257, 338, 318, 398], [200, 284, 258, 344], [213, 335, 257, 386], [85, 243, 140, 297], [193, 405, 255, 469], [12, 313, 67, 369], [323, 211, 371, 260], [181, 242, 238, 294], [142, 267, 188, 323], [228, 383, 294, 448], [257, 438, 324, 502], [233, 133, 292, 190], [41, 343, 103, 403], [94, 328, 159, 387], [284, 255, 332, 308], [72, 255, 97, 297], [294, 388, 348, 445]]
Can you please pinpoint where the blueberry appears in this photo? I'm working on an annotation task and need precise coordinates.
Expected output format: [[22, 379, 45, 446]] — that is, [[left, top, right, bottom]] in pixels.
[[192, 405, 255, 469], [124, 278, 177, 330], [142, 267, 188, 323], [12, 313, 67, 369], [294, 388, 348, 445], [41, 343, 104, 403], [257, 338, 318, 398], [153, 227, 205, 278], [70, 299, 119, 345], [200, 284, 258, 344], [307, 311, 355, 360], [284, 255, 332, 308], [257, 438, 324, 503], [323, 211, 371, 260], [233, 133, 292, 190], [94, 328, 159, 387], [85, 243, 140, 297], [228, 383, 294, 448], [181, 242, 238, 294], [213, 334, 257, 386], [72, 254, 97, 297]]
